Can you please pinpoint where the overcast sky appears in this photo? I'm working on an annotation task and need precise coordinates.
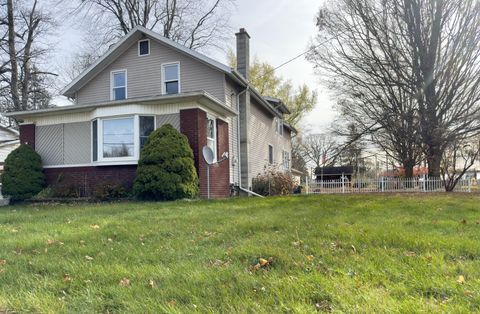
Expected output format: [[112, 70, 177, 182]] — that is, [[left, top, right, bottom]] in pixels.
[[51, 0, 334, 133]]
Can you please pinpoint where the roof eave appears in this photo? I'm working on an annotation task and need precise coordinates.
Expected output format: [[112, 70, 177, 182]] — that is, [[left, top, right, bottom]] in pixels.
[[7, 91, 237, 120]]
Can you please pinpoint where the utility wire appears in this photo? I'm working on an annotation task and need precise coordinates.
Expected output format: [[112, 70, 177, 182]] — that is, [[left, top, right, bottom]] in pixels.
[[258, 31, 347, 80]]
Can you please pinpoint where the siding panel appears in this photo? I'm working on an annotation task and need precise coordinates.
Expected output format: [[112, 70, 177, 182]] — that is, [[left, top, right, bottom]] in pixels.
[[156, 113, 180, 130], [64, 122, 91, 164], [248, 99, 292, 179], [36, 125, 64, 166], [77, 38, 226, 105]]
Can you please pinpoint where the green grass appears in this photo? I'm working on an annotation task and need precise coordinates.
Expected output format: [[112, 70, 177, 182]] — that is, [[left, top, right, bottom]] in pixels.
[[0, 194, 479, 313]]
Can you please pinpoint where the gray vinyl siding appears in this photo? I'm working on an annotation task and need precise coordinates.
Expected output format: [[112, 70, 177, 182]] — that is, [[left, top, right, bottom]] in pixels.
[[248, 99, 292, 179], [64, 122, 91, 164], [36, 122, 91, 166], [36, 125, 64, 166], [156, 113, 180, 130], [77, 38, 226, 105]]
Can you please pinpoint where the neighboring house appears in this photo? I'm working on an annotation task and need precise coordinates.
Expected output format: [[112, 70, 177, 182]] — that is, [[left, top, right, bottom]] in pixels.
[[0, 125, 19, 171], [7, 26, 294, 198]]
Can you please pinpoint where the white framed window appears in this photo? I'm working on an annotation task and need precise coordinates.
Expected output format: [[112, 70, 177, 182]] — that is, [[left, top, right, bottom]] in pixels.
[[282, 150, 290, 170], [138, 39, 150, 56], [268, 144, 274, 164], [101, 117, 135, 160], [111, 70, 127, 100], [162, 62, 180, 95], [207, 114, 217, 162], [92, 115, 156, 163], [276, 118, 284, 136]]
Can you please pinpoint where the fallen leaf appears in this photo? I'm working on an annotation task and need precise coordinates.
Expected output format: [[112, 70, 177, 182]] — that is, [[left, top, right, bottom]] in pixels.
[[0, 259, 6, 265], [405, 251, 416, 257], [457, 275, 466, 284], [119, 278, 130, 286], [63, 274, 72, 282], [306, 255, 315, 261], [85, 255, 94, 261], [90, 224, 100, 229], [47, 239, 55, 245], [148, 279, 155, 288], [259, 258, 269, 266]]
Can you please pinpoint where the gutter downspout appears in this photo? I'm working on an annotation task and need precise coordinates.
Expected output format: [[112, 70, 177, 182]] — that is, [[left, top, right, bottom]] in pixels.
[[236, 86, 264, 197]]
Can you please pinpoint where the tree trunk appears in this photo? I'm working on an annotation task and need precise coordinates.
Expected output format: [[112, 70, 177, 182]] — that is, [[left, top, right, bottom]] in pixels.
[[427, 152, 442, 177], [7, 0, 20, 111]]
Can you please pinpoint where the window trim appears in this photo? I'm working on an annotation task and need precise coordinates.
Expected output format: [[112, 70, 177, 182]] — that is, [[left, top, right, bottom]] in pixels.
[[161, 62, 181, 95], [98, 115, 138, 163], [268, 144, 274, 164], [206, 114, 217, 162], [138, 39, 150, 56], [110, 69, 128, 101]]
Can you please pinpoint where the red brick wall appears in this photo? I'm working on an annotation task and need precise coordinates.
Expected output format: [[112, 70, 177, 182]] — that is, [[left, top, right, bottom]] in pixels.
[[19, 124, 35, 149], [44, 165, 137, 197], [180, 109, 230, 198], [209, 119, 230, 198]]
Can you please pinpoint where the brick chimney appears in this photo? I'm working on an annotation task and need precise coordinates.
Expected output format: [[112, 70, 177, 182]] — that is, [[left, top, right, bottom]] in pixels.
[[235, 28, 250, 80]]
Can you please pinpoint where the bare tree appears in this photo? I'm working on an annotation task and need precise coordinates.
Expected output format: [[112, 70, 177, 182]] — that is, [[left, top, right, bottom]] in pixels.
[[402, 0, 480, 177], [441, 137, 480, 191], [301, 133, 338, 169], [309, 0, 480, 177], [0, 0, 55, 115], [71, 0, 233, 51]]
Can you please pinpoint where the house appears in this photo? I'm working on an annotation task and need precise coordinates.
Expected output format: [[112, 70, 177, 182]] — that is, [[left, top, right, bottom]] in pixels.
[[6, 26, 294, 198], [0, 125, 19, 171]]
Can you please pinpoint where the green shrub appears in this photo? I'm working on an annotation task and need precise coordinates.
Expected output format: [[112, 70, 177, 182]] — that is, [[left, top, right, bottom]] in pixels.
[[94, 182, 128, 200], [252, 165, 295, 196], [133, 124, 199, 200], [1, 144, 44, 201]]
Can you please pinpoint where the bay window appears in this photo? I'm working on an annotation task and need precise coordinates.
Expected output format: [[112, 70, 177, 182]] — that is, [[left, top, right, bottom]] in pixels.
[[91, 115, 155, 163], [139, 116, 155, 149], [111, 70, 127, 100], [162, 62, 180, 95], [103, 117, 135, 158], [206, 115, 217, 161]]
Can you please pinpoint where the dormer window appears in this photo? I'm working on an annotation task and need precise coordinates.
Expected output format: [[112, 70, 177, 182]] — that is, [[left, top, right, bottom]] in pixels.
[[162, 62, 180, 95], [111, 70, 127, 100], [138, 39, 150, 56]]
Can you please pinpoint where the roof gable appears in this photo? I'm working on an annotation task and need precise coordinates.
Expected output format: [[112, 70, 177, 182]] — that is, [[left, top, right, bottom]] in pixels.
[[62, 26, 233, 98]]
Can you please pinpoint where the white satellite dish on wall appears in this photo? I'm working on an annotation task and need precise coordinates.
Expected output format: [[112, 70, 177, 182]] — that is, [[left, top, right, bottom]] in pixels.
[[202, 146, 215, 165]]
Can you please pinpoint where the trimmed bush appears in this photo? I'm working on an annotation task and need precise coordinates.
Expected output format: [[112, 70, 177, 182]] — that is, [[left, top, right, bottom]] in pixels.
[[133, 124, 198, 200], [1, 144, 44, 201]]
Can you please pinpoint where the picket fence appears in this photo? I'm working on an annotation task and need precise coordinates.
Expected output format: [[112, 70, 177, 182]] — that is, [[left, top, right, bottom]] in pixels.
[[306, 176, 472, 194]]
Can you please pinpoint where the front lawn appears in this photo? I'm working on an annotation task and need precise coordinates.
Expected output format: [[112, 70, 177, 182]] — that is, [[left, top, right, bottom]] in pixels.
[[0, 194, 479, 312]]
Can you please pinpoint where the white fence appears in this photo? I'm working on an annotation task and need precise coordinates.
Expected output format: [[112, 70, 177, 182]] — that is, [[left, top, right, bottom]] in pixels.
[[306, 177, 472, 194]]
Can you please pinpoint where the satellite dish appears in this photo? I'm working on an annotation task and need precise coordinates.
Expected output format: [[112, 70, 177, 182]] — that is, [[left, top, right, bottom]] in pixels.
[[202, 146, 214, 165]]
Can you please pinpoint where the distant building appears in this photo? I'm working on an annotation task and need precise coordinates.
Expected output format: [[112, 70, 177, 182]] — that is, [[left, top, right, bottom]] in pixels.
[[0, 125, 19, 171], [315, 166, 354, 181]]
